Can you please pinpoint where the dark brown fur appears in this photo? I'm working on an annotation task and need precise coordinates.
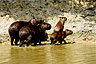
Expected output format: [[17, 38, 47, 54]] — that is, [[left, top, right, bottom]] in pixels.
[[54, 17, 67, 32], [50, 29, 73, 45], [8, 17, 44, 45], [19, 22, 51, 47]]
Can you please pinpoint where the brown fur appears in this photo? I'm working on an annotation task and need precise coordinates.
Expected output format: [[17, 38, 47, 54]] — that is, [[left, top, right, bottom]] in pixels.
[[8, 17, 44, 45], [54, 17, 67, 32], [19, 22, 51, 47], [50, 29, 73, 45]]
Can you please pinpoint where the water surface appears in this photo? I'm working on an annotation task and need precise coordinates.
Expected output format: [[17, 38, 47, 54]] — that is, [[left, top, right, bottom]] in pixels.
[[0, 43, 96, 64]]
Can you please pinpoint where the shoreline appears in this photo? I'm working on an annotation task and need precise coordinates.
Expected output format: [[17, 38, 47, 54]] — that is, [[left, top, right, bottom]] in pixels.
[[1, 39, 96, 46]]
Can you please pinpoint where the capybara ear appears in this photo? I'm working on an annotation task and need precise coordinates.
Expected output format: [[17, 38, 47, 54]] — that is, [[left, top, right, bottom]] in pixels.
[[65, 29, 70, 31], [29, 19, 37, 25], [29, 19, 34, 22]]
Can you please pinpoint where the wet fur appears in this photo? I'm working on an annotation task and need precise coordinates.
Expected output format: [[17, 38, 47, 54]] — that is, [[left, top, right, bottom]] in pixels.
[[19, 22, 51, 47], [8, 17, 44, 45], [54, 17, 67, 32], [50, 29, 73, 45]]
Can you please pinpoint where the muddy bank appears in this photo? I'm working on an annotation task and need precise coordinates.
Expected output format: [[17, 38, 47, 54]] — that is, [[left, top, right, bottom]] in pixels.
[[0, 0, 96, 44], [0, 13, 96, 44], [0, 15, 15, 43]]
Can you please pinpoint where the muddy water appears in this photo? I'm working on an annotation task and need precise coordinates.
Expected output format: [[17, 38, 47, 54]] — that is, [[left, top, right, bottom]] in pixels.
[[0, 43, 96, 64]]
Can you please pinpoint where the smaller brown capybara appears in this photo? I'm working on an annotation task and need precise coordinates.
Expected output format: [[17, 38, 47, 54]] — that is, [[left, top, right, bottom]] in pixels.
[[50, 29, 73, 45], [19, 22, 51, 47], [8, 17, 44, 46], [54, 17, 67, 32]]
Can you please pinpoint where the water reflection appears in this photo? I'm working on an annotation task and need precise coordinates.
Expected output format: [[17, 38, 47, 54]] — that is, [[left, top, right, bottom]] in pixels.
[[0, 44, 96, 64], [0, 45, 11, 64]]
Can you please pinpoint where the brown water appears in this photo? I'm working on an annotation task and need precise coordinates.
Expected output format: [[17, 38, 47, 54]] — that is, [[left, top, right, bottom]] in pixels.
[[0, 43, 96, 64]]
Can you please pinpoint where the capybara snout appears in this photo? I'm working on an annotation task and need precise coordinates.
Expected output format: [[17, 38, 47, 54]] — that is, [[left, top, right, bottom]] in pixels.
[[64, 29, 73, 36]]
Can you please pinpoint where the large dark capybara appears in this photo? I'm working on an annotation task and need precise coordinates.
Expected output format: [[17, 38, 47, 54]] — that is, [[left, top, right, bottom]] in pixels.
[[19, 22, 51, 47], [50, 29, 73, 45], [8, 17, 44, 45], [54, 17, 67, 32]]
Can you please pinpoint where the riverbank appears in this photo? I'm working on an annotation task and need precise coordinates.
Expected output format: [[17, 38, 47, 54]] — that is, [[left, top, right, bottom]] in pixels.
[[0, 12, 96, 45], [0, 0, 96, 44], [0, 13, 96, 44]]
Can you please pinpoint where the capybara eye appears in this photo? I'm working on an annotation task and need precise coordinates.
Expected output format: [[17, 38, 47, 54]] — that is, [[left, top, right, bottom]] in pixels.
[[59, 17, 61, 18]]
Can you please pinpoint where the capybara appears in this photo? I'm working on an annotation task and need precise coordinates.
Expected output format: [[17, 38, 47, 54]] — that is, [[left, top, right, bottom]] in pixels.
[[54, 17, 67, 32], [19, 22, 51, 47], [8, 17, 44, 45], [50, 29, 73, 45], [37, 23, 51, 45]]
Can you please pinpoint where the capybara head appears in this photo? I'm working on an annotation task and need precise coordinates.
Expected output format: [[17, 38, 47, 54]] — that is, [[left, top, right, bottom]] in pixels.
[[59, 17, 67, 24], [29, 17, 44, 25], [38, 22, 51, 30], [35, 17, 44, 24], [65, 29, 73, 36]]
